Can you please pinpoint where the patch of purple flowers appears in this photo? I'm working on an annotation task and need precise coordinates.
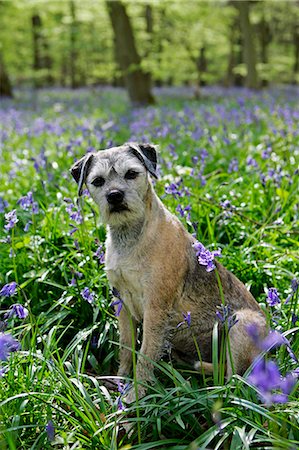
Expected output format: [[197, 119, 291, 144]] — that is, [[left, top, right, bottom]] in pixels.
[[176, 204, 191, 220], [0, 282, 17, 297], [216, 305, 238, 330], [111, 287, 124, 317], [17, 191, 39, 214], [5, 304, 28, 320], [0, 197, 8, 213], [65, 202, 83, 224], [165, 179, 190, 199], [177, 311, 191, 328], [4, 210, 18, 231], [45, 420, 55, 441], [267, 287, 280, 306], [94, 244, 105, 264], [0, 332, 21, 361], [248, 358, 296, 405], [80, 287, 95, 304], [228, 158, 239, 173], [193, 240, 222, 272]]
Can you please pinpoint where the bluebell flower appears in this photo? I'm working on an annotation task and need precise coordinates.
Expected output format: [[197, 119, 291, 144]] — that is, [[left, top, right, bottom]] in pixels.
[[80, 287, 95, 304], [247, 358, 296, 405], [267, 287, 280, 306], [4, 210, 18, 231], [94, 245, 105, 264], [228, 158, 239, 173], [45, 420, 55, 441], [0, 197, 8, 213], [66, 203, 83, 224], [5, 304, 28, 320], [17, 191, 39, 214], [117, 381, 131, 410], [177, 311, 191, 328], [291, 278, 298, 293], [193, 241, 221, 272], [111, 287, 124, 317], [24, 220, 32, 232], [0, 332, 21, 361], [247, 325, 298, 363], [216, 305, 238, 330], [0, 282, 17, 297]]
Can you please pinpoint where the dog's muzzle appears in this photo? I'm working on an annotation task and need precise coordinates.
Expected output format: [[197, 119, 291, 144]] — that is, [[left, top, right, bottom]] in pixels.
[[106, 190, 128, 212]]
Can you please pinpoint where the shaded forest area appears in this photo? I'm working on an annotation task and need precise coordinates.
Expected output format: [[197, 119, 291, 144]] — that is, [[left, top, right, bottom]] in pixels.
[[1, 0, 299, 104]]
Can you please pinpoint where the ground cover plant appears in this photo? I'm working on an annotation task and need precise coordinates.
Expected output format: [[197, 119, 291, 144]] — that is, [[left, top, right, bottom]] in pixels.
[[0, 86, 298, 449]]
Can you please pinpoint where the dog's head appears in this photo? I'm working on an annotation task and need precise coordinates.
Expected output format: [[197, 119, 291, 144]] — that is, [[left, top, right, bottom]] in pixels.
[[70, 142, 158, 226]]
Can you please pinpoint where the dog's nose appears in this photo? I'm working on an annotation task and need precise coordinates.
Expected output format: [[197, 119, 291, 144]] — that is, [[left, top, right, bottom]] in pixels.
[[106, 190, 125, 205]]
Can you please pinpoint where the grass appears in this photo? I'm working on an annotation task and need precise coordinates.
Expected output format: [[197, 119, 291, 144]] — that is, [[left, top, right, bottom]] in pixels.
[[0, 85, 298, 449]]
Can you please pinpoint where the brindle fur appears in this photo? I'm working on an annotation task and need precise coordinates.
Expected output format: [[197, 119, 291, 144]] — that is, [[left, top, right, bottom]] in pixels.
[[71, 143, 267, 401]]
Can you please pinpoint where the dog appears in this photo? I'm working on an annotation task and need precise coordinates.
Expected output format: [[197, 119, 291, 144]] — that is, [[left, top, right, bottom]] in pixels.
[[71, 142, 267, 401]]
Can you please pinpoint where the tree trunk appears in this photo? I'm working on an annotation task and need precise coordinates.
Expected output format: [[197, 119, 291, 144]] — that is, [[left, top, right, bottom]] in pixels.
[[226, 21, 244, 87], [0, 52, 13, 97], [235, 1, 259, 89], [293, 24, 299, 84], [106, 0, 155, 106], [32, 13, 53, 87], [258, 15, 271, 87], [70, 0, 79, 89]]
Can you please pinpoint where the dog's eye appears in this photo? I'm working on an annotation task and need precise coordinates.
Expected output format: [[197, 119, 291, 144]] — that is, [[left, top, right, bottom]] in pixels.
[[91, 176, 105, 187], [125, 170, 139, 180]]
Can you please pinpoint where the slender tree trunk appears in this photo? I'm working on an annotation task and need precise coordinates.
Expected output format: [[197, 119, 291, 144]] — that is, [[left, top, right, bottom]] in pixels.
[[32, 13, 53, 87], [235, 1, 259, 89], [293, 24, 299, 84], [70, 0, 79, 89], [259, 15, 271, 87], [226, 21, 244, 87], [106, 0, 155, 106], [0, 52, 13, 97]]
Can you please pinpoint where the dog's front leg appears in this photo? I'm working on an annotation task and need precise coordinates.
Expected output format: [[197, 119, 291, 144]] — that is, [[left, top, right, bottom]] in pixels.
[[124, 305, 169, 404], [117, 307, 137, 378]]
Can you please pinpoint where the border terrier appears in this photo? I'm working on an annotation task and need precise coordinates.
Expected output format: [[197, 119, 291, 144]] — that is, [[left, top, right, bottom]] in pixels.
[[71, 142, 267, 400]]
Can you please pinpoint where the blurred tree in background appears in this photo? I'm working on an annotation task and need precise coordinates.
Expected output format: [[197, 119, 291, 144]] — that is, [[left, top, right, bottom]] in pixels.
[[0, 0, 299, 103]]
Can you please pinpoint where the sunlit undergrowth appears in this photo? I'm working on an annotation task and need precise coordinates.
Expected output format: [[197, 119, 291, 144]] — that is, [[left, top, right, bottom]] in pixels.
[[0, 86, 298, 449]]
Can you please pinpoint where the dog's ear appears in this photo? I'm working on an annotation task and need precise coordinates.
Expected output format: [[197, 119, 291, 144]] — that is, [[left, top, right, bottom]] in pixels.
[[70, 153, 94, 196], [127, 142, 158, 179]]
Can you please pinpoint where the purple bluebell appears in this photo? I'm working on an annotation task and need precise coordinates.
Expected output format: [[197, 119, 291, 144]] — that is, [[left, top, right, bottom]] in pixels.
[[66, 203, 83, 224], [228, 158, 239, 173], [5, 304, 29, 320], [4, 210, 18, 231], [45, 420, 55, 441], [0, 282, 17, 297], [0, 197, 8, 213], [117, 381, 130, 410], [246, 157, 258, 168], [68, 224, 78, 235], [111, 287, 124, 317], [24, 221, 32, 232], [177, 311, 191, 328], [94, 245, 105, 264], [247, 358, 296, 405], [262, 147, 272, 160], [80, 287, 95, 304], [291, 278, 298, 293], [247, 325, 298, 363], [193, 241, 222, 272], [176, 204, 191, 220], [216, 305, 238, 330], [267, 287, 280, 306], [0, 332, 21, 361]]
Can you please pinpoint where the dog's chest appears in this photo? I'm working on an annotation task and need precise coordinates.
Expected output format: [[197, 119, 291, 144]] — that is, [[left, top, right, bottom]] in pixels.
[[105, 247, 146, 320]]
